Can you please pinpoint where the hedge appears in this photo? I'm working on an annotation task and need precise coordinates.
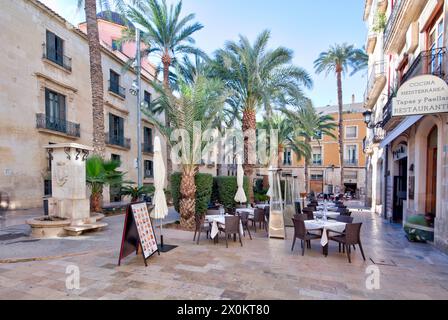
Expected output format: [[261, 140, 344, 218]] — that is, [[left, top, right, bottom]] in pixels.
[[213, 176, 249, 208], [170, 172, 213, 216]]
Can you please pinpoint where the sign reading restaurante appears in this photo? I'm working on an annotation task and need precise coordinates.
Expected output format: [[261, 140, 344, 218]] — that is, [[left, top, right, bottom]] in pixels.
[[392, 75, 448, 117]]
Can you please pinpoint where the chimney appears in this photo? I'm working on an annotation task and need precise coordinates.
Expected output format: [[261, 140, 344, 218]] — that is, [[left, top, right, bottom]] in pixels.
[[352, 94, 355, 104]]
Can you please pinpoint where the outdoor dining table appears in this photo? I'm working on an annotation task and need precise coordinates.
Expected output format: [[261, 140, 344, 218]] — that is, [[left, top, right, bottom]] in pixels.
[[205, 215, 244, 239], [316, 205, 338, 212], [313, 211, 340, 220], [255, 203, 270, 209], [235, 207, 255, 217], [304, 220, 347, 255]]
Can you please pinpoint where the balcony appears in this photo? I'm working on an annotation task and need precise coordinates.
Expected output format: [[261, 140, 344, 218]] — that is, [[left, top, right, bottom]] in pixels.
[[106, 133, 131, 149], [42, 43, 72, 71], [383, 0, 428, 54], [142, 142, 154, 154], [344, 159, 359, 167], [144, 170, 153, 179], [108, 81, 126, 99], [364, 61, 387, 109], [373, 127, 386, 143], [382, 47, 447, 129], [36, 113, 80, 138]]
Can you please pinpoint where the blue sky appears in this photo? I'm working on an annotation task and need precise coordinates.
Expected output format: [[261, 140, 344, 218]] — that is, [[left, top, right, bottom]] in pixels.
[[41, 0, 367, 107]]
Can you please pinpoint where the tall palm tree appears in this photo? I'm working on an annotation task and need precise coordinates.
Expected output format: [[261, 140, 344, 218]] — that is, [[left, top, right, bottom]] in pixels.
[[77, 0, 132, 156], [213, 30, 313, 200], [282, 103, 337, 192], [314, 44, 367, 191], [126, 0, 204, 181], [142, 74, 227, 229]]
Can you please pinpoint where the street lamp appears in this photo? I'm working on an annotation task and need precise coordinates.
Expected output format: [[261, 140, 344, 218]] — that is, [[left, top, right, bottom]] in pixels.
[[129, 29, 143, 187], [363, 110, 372, 128]]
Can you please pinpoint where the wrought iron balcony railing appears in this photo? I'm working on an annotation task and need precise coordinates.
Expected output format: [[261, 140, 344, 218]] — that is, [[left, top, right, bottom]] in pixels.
[[364, 61, 386, 107], [142, 142, 154, 154], [144, 170, 153, 178], [42, 43, 72, 71], [400, 47, 447, 85], [36, 113, 80, 138], [106, 133, 131, 149], [383, 0, 405, 49], [108, 81, 126, 98]]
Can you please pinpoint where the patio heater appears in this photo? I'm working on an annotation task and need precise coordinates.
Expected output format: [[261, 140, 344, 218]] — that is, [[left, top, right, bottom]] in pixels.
[[283, 173, 294, 227], [292, 175, 301, 215], [268, 168, 286, 239]]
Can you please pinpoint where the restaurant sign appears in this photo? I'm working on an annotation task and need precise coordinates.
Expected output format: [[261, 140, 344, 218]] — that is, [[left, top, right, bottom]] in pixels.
[[392, 75, 448, 117]]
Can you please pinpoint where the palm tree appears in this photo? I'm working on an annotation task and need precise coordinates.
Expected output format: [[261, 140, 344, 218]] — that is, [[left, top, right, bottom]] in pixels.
[[314, 44, 367, 191], [76, 0, 133, 156], [126, 0, 205, 181], [282, 103, 337, 192], [142, 74, 227, 229], [213, 30, 313, 200]]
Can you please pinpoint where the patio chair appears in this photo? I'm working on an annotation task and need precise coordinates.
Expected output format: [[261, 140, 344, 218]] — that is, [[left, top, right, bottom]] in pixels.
[[293, 213, 307, 220], [264, 206, 270, 222], [294, 201, 302, 215], [218, 215, 243, 248], [336, 215, 354, 223], [328, 222, 365, 263], [249, 208, 267, 233], [193, 215, 211, 244], [226, 207, 236, 216], [238, 211, 252, 240], [236, 204, 247, 209], [338, 208, 351, 216], [307, 205, 317, 212], [291, 218, 321, 256], [206, 209, 221, 216], [302, 208, 314, 220]]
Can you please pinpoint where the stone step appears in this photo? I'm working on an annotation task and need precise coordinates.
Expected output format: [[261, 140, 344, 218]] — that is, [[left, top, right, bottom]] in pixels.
[[64, 222, 108, 236]]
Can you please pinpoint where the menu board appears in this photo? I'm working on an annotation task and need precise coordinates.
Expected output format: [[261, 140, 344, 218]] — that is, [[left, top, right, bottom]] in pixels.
[[118, 202, 159, 267], [130, 202, 158, 259]]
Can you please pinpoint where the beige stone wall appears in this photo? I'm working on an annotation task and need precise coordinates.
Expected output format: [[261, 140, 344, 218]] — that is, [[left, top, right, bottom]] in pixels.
[[0, 0, 166, 209]]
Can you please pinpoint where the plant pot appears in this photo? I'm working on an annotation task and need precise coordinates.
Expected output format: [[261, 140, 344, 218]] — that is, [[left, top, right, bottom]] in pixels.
[[404, 223, 434, 243]]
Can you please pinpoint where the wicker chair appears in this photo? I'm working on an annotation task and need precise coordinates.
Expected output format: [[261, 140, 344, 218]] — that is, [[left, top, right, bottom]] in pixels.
[[294, 201, 302, 215], [328, 222, 365, 263], [302, 208, 314, 220], [193, 215, 211, 244], [238, 211, 252, 240], [226, 207, 236, 216], [249, 208, 267, 233], [236, 204, 248, 209], [206, 209, 221, 216], [336, 215, 354, 223], [291, 218, 321, 256], [264, 206, 270, 223], [218, 215, 243, 248]]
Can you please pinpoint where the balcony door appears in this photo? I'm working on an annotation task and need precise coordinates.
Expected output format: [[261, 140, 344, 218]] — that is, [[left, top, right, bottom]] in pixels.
[[425, 126, 438, 223], [427, 15, 444, 75], [45, 88, 66, 132], [109, 114, 124, 144]]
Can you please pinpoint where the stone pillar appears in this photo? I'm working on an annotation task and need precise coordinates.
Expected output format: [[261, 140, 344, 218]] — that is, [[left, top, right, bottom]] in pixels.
[[435, 115, 448, 253], [44, 143, 93, 225]]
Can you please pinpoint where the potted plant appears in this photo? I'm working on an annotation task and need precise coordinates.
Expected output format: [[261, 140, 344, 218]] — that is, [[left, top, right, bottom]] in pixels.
[[121, 184, 155, 202], [86, 156, 124, 213], [404, 215, 435, 243]]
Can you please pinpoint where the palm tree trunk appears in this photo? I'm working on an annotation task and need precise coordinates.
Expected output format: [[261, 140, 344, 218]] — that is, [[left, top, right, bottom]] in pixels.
[[336, 69, 344, 193], [90, 191, 102, 213], [162, 53, 173, 187], [304, 161, 309, 193], [179, 165, 196, 230], [85, 0, 105, 157], [242, 107, 257, 203]]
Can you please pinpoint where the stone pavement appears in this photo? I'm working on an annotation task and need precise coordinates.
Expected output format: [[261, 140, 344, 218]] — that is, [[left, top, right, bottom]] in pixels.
[[0, 210, 448, 300]]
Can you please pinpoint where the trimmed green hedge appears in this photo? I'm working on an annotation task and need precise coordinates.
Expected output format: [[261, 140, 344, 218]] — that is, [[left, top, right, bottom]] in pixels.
[[214, 176, 249, 208], [170, 172, 213, 216]]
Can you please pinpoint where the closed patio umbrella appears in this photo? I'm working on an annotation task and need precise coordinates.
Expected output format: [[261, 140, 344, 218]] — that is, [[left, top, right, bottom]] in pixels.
[[150, 136, 174, 252], [266, 166, 274, 198], [234, 156, 247, 204]]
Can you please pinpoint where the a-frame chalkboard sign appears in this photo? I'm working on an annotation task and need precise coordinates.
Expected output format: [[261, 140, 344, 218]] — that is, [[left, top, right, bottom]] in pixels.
[[118, 202, 160, 267]]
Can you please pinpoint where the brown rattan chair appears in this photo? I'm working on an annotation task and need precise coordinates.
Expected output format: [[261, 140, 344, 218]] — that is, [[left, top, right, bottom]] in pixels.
[[328, 222, 365, 263], [206, 209, 221, 216], [302, 208, 315, 220], [235, 204, 247, 209], [336, 215, 354, 223], [193, 215, 211, 244], [291, 218, 321, 256], [218, 215, 242, 248], [264, 206, 270, 222], [249, 208, 267, 232], [238, 211, 252, 240]]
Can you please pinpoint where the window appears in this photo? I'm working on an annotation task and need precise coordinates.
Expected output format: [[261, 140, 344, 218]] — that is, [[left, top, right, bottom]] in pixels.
[[283, 149, 292, 165], [345, 126, 358, 139], [108, 113, 124, 146], [144, 160, 153, 178], [143, 127, 153, 153], [312, 147, 322, 165], [111, 154, 121, 163], [310, 172, 323, 181], [111, 39, 122, 52], [46, 30, 64, 66], [345, 144, 358, 165], [109, 70, 125, 98], [144, 91, 151, 110], [44, 88, 66, 133], [344, 171, 358, 180]]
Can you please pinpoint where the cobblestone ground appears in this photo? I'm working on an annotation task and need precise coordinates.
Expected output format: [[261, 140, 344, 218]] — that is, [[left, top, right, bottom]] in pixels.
[[0, 210, 448, 300]]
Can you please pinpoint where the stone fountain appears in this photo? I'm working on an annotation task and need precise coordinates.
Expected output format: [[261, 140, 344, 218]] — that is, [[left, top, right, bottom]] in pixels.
[[27, 143, 107, 237]]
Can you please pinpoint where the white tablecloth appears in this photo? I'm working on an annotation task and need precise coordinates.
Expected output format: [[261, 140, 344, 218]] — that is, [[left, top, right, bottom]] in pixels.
[[206, 215, 244, 239], [236, 208, 255, 217], [313, 211, 340, 219], [304, 220, 347, 246], [316, 206, 338, 212], [255, 204, 270, 209]]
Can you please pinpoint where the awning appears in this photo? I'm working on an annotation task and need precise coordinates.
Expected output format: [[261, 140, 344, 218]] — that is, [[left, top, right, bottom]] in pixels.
[[380, 115, 423, 148]]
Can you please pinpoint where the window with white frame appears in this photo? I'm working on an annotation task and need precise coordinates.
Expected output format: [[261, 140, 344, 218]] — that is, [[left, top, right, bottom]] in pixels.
[[345, 126, 358, 139]]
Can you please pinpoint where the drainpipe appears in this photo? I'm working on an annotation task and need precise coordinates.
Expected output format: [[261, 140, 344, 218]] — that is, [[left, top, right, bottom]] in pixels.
[[384, 145, 389, 220]]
